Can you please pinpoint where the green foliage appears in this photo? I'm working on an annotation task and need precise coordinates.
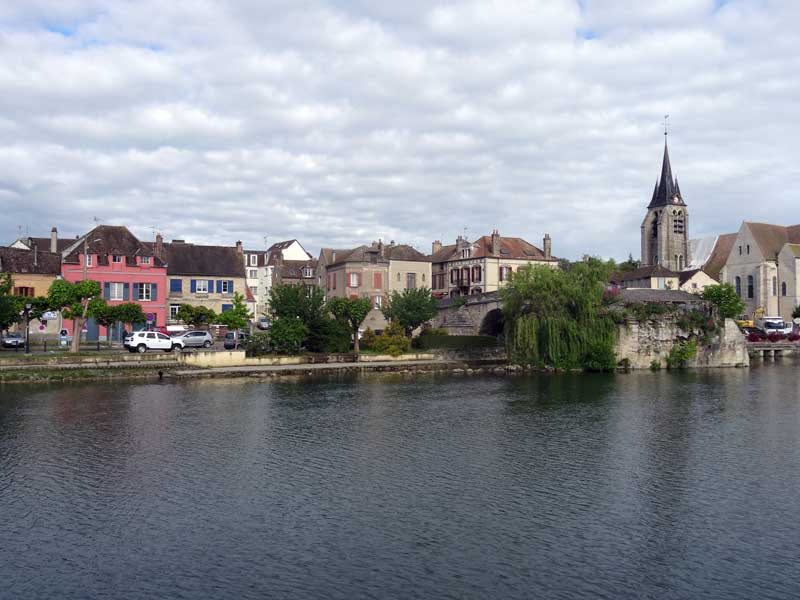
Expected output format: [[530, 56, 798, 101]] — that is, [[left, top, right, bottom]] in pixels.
[[214, 292, 252, 331], [269, 284, 326, 322], [381, 287, 438, 335], [702, 283, 746, 320], [176, 304, 217, 326], [650, 360, 662, 371], [114, 303, 146, 326], [618, 254, 640, 273], [328, 296, 372, 350], [666, 339, 698, 370], [793, 305, 800, 319], [243, 331, 272, 357], [269, 318, 308, 354], [306, 318, 351, 353], [361, 327, 377, 351], [502, 258, 618, 370], [0, 272, 23, 331], [372, 321, 412, 356], [47, 279, 102, 319], [450, 296, 467, 309], [420, 326, 449, 337], [90, 298, 115, 329], [627, 302, 673, 321], [415, 335, 499, 350]]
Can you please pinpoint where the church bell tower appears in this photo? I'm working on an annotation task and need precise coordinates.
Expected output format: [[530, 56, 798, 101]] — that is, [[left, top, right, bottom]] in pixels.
[[640, 132, 689, 271]]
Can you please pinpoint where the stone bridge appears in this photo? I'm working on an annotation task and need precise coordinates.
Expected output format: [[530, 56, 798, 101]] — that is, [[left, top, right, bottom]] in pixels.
[[432, 292, 504, 336]]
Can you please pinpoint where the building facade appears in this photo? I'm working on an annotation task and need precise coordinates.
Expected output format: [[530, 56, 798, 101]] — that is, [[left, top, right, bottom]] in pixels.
[[640, 137, 690, 272], [430, 231, 557, 298], [0, 246, 62, 339]]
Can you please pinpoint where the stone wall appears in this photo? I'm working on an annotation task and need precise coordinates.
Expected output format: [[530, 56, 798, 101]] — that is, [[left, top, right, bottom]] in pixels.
[[616, 317, 748, 369]]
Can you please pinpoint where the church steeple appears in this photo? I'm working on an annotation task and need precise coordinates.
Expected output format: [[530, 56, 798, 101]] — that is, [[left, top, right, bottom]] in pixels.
[[647, 137, 684, 208]]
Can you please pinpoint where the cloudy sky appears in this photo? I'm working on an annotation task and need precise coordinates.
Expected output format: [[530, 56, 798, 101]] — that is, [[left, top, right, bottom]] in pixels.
[[1, 0, 798, 260]]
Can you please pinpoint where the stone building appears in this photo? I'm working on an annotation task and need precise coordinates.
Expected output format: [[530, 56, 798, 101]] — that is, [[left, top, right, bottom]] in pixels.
[[640, 136, 690, 271], [0, 245, 62, 338], [430, 230, 557, 298]]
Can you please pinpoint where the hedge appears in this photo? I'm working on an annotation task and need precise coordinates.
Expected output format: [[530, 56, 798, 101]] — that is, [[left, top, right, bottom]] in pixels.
[[416, 335, 500, 350]]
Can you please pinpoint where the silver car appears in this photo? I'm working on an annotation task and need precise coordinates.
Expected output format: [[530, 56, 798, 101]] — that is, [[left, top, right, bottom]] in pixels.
[[178, 330, 214, 348]]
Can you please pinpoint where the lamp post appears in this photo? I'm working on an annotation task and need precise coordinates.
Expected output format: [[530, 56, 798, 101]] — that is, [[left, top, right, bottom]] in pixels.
[[24, 302, 32, 354]]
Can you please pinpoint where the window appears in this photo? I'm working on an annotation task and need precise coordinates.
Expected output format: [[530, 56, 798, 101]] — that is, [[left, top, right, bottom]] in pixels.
[[782, 282, 787, 296], [472, 266, 482, 282], [170, 279, 182, 293], [303, 267, 313, 278], [220, 280, 232, 294], [13, 286, 34, 297], [461, 248, 471, 258], [196, 280, 208, 294], [406, 272, 417, 289], [349, 273, 359, 288], [138, 283, 153, 301], [221, 304, 232, 312], [249, 285, 258, 295], [422, 273, 425, 283], [373, 295, 383, 309], [157, 333, 170, 341], [772, 276, 777, 296], [248, 269, 258, 279], [738, 246, 742, 256], [679, 255, 684, 270], [735, 276, 742, 296], [85, 254, 92, 267], [374, 272, 382, 289], [249, 254, 257, 266], [110, 282, 124, 301], [170, 304, 180, 319], [499, 266, 512, 282], [747, 275, 754, 299], [397, 272, 401, 281], [746, 244, 750, 255], [673, 211, 684, 234], [141, 256, 151, 265], [112, 255, 122, 263]]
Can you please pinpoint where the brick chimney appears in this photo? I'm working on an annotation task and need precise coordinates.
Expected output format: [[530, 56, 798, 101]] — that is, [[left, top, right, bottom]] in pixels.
[[432, 240, 442, 255], [50, 227, 58, 253], [491, 229, 501, 255], [236, 240, 243, 254], [543, 233, 552, 259], [154, 233, 164, 260], [377, 239, 384, 257], [456, 235, 470, 252], [33, 241, 38, 267]]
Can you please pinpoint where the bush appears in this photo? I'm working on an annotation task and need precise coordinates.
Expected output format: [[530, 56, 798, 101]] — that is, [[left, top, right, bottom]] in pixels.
[[787, 333, 800, 342], [584, 341, 616, 372], [306, 318, 351, 354], [372, 322, 412, 356], [361, 327, 377, 351], [666, 339, 698, 370], [793, 305, 800, 319], [650, 360, 662, 371], [419, 326, 448, 337], [416, 335, 500, 350], [244, 331, 271, 357], [269, 318, 308, 355], [747, 332, 766, 342], [767, 332, 786, 343]]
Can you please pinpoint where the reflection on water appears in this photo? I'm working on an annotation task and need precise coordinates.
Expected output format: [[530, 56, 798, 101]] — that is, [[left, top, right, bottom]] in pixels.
[[2, 364, 800, 599]]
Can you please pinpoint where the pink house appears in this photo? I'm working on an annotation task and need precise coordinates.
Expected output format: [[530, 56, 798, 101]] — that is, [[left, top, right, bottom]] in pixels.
[[60, 225, 168, 341]]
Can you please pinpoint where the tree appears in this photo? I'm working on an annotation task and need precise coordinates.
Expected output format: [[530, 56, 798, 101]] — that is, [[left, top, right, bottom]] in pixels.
[[47, 279, 102, 352], [618, 254, 640, 273], [793, 305, 800, 320], [215, 292, 253, 331], [176, 304, 216, 327], [114, 303, 147, 330], [269, 284, 325, 323], [328, 296, 372, 351], [701, 283, 746, 320], [269, 318, 308, 354], [0, 273, 23, 332], [381, 287, 438, 336], [90, 298, 116, 342]]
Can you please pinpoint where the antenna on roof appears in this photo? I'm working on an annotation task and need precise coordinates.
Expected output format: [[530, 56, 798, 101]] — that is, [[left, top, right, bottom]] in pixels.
[[93, 216, 104, 226]]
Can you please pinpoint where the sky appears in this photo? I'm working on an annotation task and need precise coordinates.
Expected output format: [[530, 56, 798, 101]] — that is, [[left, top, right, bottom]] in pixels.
[[1, 0, 798, 260]]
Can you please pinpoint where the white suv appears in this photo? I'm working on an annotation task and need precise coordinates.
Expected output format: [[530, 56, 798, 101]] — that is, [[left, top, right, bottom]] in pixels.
[[125, 331, 185, 353]]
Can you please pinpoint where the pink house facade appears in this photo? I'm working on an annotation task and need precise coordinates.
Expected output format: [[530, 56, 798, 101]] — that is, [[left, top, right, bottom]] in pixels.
[[60, 225, 168, 341]]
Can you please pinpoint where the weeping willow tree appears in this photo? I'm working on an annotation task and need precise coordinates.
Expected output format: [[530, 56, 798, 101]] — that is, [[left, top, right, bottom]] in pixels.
[[502, 257, 618, 370]]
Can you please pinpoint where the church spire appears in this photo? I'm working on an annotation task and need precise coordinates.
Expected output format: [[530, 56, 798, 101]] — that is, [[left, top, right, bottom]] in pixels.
[[647, 135, 684, 208]]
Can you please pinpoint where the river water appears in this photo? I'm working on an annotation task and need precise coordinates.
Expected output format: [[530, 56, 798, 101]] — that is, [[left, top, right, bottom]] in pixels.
[[1, 363, 799, 599]]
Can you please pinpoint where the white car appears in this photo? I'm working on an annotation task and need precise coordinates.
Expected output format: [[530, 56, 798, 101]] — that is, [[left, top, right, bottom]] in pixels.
[[756, 317, 793, 335], [125, 331, 185, 353]]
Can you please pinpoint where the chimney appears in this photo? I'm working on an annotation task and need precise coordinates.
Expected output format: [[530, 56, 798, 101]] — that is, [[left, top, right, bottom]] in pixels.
[[33, 242, 38, 267], [331, 251, 336, 262], [491, 229, 501, 255], [543, 233, 552, 259], [155, 233, 164, 260], [377, 239, 384, 257], [50, 227, 58, 253], [236, 240, 243, 254], [432, 240, 442, 255]]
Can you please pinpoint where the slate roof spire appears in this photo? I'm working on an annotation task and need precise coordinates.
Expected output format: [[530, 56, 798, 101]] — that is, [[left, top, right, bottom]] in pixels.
[[648, 135, 684, 208]]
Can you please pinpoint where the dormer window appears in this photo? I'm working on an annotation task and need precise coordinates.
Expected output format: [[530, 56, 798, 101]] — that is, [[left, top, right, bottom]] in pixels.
[[461, 248, 471, 259], [112, 255, 122, 263], [141, 256, 151, 265], [85, 254, 92, 267], [303, 267, 313, 278]]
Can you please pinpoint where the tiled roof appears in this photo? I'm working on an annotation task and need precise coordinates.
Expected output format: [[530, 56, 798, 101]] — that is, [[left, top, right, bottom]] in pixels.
[[16, 237, 73, 253], [611, 265, 677, 283], [0, 246, 62, 275], [318, 248, 349, 266], [329, 245, 388, 266], [430, 244, 458, 263], [278, 259, 318, 280], [702, 233, 737, 281], [618, 288, 706, 304], [63, 225, 165, 267], [431, 234, 555, 263], [678, 269, 704, 285], [383, 244, 430, 262], [162, 242, 246, 277], [745, 222, 800, 260]]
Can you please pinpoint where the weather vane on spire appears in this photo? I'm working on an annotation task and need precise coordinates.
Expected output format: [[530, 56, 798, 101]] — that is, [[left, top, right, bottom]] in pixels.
[[663, 114, 670, 137]]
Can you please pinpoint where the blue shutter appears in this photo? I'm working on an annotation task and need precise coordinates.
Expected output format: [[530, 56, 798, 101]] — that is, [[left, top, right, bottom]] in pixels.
[[216, 280, 222, 294], [133, 283, 140, 301], [190, 279, 197, 293], [228, 280, 233, 293], [123, 283, 130, 301], [208, 280, 214, 293], [221, 304, 232, 313], [171, 279, 182, 293], [151, 284, 157, 301], [103, 282, 110, 300]]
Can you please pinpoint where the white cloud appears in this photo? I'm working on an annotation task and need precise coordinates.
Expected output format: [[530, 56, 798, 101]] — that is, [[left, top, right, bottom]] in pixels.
[[1, 0, 799, 261]]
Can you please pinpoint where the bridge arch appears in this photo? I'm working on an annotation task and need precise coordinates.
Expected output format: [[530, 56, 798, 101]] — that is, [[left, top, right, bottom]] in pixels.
[[479, 308, 504, 338]]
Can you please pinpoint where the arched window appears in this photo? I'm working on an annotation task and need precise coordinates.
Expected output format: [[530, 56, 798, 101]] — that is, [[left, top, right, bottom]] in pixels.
[[747, 275, 754, 299], [782, 282, 787, 296], [735, 276, 742, 296], [679, 255, 684, 270], [772, 276, 777, 296], [674, 254, 678, 267]]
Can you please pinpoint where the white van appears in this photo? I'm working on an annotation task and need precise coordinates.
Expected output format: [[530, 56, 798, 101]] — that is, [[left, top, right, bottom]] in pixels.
[[755, 316, 793, 335]]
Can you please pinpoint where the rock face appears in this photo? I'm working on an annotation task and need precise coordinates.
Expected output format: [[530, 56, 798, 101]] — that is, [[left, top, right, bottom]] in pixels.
[[616, 317, 748, 369]]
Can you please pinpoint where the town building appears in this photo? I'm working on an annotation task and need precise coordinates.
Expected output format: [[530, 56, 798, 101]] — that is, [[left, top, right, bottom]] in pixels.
[[0, 245, 62, 338], [430, 230, 557, 298], [10, 227, 73, 254], [719, 221, 800, 321], [155, 236, 248, 323], [640, 136, 689, 272], [242, 249, 271, 317], [61, 225, 168, 341], [610, 265, 680, 290]]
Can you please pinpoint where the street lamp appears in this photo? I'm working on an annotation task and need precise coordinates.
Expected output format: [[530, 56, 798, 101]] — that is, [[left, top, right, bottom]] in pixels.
[[24, 302, 32, 354]]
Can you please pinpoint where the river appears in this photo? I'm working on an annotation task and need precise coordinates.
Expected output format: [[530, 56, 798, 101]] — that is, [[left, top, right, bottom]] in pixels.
[[2, 363, 799, 599]]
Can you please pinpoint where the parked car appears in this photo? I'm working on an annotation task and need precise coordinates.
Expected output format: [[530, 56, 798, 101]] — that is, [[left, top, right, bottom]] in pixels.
[[2, 332, 25, 348], [223, 330, 249, 350], [756, 317, 793, 335], [124, 331, 185, 353], [256, 317, 271, 330], [177, 330, 214, 348]]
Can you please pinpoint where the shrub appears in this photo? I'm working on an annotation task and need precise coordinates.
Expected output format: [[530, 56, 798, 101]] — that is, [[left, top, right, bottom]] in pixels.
[[650, 359, 662, 371], [306, 318, 351, 354], [361, 327, 377, 350], [747, 332, 765, 342], [419, 326, 449, 337], [767, 332, 786, 343], [416, 335, 499, 350], [372, 321, 412, 356], [243, 331, 271, 357], [787, 333, 800, 342], [793, 305, 800, 319], [584, 341, 617, 372], [666, 339, 698, 370], [269, 318, 308, 355]]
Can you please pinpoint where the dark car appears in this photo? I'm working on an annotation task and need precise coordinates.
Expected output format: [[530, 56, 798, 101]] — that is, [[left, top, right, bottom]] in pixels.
[[223, 331, 249, 350], [2, 332, 25, 348]]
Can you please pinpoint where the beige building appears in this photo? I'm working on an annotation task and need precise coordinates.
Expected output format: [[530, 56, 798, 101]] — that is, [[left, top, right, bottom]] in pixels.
[[430, 230, 557, 297], [611, 265, 680, 290], [0, 246, 62, 338], [719, 221, 800, 321], [678, 269, 718, 294]]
